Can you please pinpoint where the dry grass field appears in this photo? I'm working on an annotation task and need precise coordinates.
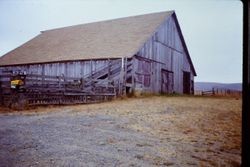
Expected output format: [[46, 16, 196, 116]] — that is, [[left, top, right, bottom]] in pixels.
[[0, 96, 241, 166]]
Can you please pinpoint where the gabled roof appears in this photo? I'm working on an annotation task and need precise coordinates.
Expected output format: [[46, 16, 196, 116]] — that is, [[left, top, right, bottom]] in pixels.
[[0, 11, 196, 75], [0, 11, 174, 66]]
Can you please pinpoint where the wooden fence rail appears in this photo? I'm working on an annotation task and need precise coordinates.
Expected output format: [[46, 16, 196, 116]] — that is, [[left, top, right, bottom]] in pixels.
[[0, 58, 133, 109], [197, 88, 242, 97]]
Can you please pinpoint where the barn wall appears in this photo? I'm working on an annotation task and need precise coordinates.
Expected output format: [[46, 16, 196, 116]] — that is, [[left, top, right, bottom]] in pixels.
[[135, 15, 195, 94], [0, 59, 118, 78]]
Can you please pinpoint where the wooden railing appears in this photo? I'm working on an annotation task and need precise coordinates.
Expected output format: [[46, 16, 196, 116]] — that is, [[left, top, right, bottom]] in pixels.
[[199, 88, 242, 97], [0, 58, 133, 108]]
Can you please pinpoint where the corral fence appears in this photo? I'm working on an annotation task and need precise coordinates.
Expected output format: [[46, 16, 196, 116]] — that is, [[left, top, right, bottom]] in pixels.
[[0, 73, 117, 109], [195, 88, 242, 97], [0, 58, 134, 109]]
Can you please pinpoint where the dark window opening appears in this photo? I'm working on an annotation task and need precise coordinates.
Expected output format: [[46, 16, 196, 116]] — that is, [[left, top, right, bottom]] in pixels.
[[126, 76, 132, 83], [98, 74, 108, 79], [183, 71, 191, 94]]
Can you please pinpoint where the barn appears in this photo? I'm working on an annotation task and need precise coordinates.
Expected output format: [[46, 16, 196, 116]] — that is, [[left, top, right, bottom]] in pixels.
[[0, 11, 196, 107]]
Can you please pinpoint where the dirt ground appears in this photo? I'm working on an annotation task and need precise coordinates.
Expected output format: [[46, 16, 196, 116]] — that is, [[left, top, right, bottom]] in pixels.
[[0, 96, 241, 166]]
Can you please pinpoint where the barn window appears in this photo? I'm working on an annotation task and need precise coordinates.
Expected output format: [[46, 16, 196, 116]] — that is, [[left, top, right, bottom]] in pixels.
[[136, 59, 151, 87]]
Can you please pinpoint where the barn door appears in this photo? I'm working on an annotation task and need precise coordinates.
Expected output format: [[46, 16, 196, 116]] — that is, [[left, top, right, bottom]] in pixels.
[[183, 71, 191, 94], [161, 69, 173, 94]]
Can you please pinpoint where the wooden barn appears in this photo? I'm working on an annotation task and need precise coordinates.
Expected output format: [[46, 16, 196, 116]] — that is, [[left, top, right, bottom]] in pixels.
[[0, 11, 196, 107]]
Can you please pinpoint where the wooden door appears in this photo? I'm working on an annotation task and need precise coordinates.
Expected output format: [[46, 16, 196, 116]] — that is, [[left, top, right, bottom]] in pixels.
[[161, 69, 173, 94], [183, 71, 191, 94]]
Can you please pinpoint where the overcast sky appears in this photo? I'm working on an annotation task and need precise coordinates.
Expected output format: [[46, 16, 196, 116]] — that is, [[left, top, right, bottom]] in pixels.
[[0, 0, 242, 83]]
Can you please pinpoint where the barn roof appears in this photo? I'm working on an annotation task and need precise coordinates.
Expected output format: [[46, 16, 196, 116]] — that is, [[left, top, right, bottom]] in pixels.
[[0, 11, 196, 75], [0, 11, 173, 66]]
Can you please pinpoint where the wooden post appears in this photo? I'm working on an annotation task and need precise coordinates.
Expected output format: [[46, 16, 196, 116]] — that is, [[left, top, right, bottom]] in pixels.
[[81, 61, 84, 90], [124, 57, 127, 96], [131, 57, 136, 94], [63, 74, 66, 93], [42, 64, 45, 87], [119, 57, 124, 96], [58, 75, 61, 90], [91, 60, 93, 92], [150, 59, 153, 93], [65, 63, 68, 78], [108, 59, 111, 81], [59, 74, 62, 104]]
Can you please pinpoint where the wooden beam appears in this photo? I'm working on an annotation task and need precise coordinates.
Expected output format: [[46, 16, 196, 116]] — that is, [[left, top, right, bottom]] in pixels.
[[154, 40, 183, 54], [134, 55, 165, 65], [119, 58, 124, 95], [124, 57, 127, 96]]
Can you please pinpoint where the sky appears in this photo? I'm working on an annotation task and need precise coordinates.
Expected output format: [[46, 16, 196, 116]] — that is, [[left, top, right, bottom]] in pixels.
[[0, 0, 243, 83]]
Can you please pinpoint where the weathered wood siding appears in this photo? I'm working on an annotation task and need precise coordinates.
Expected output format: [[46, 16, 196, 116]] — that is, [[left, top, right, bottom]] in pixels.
[[0, 14, 195, 96], [134, 15, 195, 94], [135, 17, 194, 93], [0, 59, 119, 78]]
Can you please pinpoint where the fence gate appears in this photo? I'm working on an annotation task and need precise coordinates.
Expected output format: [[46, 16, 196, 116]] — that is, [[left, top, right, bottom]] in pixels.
[[161, 69, 173, 94]]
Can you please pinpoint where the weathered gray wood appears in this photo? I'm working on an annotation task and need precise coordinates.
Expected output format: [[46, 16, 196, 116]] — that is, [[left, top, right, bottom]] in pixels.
[[134, 15, 195, 94], [0, 14, 196, 108]]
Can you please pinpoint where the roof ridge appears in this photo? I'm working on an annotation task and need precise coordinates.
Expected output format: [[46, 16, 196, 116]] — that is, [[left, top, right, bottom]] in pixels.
[[41, 10, 175, 33]]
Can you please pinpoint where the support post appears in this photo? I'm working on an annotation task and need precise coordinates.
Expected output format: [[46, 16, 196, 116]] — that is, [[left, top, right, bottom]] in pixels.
[[91, 60, 93, 92], [81, 61, 85, 90], [124, 57, 127, 96], [119, 57, 124, 96], [131, 56, 137, 95], [108, 59, 111, 81], [42, 64, 45, 87]]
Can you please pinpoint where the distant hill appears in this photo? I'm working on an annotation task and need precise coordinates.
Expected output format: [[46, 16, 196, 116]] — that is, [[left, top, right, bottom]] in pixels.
[[195, 82, 242, 91]]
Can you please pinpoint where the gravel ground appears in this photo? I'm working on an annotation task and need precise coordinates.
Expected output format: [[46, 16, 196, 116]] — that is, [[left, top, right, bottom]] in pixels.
[[0, 96, 241, 166]]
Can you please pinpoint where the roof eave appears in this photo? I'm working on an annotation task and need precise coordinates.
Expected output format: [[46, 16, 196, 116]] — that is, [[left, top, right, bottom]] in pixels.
[[172, 13, 197, 76]]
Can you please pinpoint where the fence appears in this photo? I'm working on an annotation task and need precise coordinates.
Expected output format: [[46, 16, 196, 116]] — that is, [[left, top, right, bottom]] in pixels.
[[195, 88, 242, 97]]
